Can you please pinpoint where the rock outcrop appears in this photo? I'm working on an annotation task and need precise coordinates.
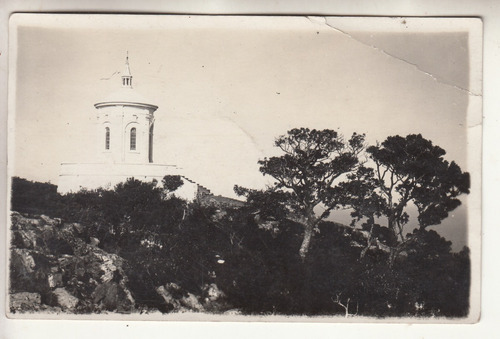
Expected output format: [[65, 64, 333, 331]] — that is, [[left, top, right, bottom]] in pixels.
[[9, 211, 229, 315], [156, 283, 204, 312], [9, 212, 134, 314], [155, 282, 228, 313]]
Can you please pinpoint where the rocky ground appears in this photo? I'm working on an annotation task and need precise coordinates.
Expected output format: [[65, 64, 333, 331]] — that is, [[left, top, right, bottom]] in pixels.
[[9, 212, 226, 315]]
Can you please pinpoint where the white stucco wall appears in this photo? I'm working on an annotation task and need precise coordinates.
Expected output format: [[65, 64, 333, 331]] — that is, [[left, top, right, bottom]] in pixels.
[[95, 104, 156, 164], [58, 163, 201, 201]]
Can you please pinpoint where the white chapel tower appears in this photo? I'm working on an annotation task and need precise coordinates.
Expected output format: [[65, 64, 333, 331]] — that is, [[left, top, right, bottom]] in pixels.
[[58, 54, 204, 200], [95, 55, 158, 164]]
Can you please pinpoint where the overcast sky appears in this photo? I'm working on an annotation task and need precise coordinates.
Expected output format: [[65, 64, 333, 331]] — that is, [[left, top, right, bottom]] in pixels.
[[10, 15, 481, 250]]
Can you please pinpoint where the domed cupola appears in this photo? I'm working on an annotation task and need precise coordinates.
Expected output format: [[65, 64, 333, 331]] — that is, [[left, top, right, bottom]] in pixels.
[[94, 54, 158, 164]]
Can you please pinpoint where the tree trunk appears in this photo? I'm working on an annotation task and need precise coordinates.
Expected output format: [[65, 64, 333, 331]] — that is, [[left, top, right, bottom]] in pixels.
[[360, 224, 374, 259], [296, 206, 317, 261], [387, 194, 396, 236], [299, 224, 314, 261]]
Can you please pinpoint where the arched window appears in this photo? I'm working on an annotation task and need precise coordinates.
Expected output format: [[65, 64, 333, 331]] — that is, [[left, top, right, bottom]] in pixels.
[[130, 127, 136, 150], [105, 127, 110, 150]]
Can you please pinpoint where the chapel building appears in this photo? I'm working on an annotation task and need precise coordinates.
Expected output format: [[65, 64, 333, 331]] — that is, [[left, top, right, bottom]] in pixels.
[[57, 55, 205, 201]]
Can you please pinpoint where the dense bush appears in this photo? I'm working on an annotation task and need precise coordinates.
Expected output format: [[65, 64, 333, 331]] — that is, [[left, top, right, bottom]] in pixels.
[[10, 176, 470, 317], [11, 177, 62, 216], [214, 215, 470, 317]]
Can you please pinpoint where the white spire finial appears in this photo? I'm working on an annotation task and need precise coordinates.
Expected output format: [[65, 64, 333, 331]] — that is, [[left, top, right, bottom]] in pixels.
[[121, 51, 132, 87]]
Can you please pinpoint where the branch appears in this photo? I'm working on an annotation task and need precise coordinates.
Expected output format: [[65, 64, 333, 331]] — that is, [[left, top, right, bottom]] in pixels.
[[331, 294, 355, 318], [375, 162, 390, 197], [396, 219, 405, 243]]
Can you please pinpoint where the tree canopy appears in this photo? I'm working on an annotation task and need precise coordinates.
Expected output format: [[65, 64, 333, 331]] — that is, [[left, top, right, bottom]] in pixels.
[[238, 131, 470, 262], [365, 134, 470, 242], [238, 128, 365, 259]]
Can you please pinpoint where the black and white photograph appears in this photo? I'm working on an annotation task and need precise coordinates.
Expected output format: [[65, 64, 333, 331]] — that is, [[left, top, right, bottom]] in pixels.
[[7, 14, 482, 322]]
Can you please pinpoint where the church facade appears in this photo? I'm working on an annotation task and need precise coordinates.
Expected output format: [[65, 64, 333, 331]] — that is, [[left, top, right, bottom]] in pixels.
[[57, 56, 203, 201]]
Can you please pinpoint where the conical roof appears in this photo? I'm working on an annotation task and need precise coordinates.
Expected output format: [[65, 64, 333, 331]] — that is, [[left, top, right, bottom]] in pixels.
[[122, 56, 132, 77], [94, 54, 158, 110]]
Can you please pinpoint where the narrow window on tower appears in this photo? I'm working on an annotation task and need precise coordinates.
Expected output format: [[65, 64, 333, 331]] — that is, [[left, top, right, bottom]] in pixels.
[[105, 127, 110, 150], [130, 127, 136, 150]]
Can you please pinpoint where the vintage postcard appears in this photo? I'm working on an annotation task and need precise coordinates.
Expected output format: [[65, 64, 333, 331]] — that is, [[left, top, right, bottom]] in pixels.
[[6, 14, 482, 322]]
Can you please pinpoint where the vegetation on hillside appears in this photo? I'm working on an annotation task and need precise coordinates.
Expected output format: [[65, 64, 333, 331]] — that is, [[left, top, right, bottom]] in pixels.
[[9, 130, 471, 317]]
